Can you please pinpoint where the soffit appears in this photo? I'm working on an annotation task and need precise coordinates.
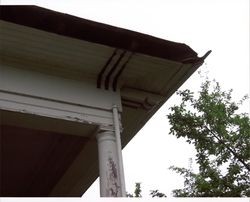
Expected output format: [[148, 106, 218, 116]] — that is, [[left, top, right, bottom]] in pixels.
[[0, 20, 195, 97]]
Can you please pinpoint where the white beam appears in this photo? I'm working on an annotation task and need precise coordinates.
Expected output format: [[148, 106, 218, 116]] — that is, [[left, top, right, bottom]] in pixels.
[[0, 65, 122, 126]]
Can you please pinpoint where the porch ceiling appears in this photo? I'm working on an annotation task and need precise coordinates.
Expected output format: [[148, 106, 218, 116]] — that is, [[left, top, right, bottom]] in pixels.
[[1, 124, 89, 196]]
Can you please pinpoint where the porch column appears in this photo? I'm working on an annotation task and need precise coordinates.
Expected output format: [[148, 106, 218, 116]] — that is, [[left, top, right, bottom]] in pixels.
[[96, 130, 122, 197]]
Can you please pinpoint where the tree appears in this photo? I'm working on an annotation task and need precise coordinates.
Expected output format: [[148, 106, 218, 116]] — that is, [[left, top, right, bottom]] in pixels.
[[167, 78, 250, 197]]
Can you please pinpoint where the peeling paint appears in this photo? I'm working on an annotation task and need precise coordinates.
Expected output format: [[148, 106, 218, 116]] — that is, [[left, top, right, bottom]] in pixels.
[[106, 157, 120, 197]]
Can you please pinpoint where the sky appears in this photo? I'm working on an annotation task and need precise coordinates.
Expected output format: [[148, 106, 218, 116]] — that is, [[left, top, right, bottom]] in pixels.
[[1, 0, 249, 198]]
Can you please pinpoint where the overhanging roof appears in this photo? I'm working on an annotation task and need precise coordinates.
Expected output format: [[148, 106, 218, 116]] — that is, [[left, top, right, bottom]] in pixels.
[[0, 5, 210, 197], [0, 6, 201, 63]]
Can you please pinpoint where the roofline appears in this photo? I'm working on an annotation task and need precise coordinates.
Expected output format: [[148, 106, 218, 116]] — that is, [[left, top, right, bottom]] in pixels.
[[0, 5, 204, 63]]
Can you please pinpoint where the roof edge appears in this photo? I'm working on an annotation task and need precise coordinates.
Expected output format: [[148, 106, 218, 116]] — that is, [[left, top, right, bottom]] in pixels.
[[0, 5, 201, 63]]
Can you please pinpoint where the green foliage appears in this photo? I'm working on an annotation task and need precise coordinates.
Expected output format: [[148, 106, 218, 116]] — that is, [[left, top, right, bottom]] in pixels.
[[126, 183, 142, 197], [127, 183, 167, 198], [150, 190, 167, 197], [134, 183, 142, 197], [168, 78, 250, 197]]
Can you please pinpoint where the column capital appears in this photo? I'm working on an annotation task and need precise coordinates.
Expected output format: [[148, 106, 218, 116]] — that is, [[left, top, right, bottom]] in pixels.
[[96, 130, 115, 144]]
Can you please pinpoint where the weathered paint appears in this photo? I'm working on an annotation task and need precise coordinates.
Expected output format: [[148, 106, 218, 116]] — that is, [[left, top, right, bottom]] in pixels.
[[0, 64, 122, 126], [106, 157, 120, 197], [96, 130, 122, 197]]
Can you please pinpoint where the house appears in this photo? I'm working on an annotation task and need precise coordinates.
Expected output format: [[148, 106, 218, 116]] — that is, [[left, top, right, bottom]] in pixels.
[[0, 6, 210, 197]]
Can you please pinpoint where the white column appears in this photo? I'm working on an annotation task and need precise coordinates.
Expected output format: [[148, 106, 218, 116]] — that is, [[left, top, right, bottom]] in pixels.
[[96, 130, 122, 197], [112, 105, 126, 197]]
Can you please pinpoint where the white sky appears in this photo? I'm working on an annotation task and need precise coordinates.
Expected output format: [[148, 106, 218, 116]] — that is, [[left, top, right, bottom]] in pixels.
[[1, 0, 249, 198]]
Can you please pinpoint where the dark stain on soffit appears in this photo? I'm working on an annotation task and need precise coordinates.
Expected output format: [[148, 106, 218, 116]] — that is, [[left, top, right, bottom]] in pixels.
[[0, 5, 206, 63]]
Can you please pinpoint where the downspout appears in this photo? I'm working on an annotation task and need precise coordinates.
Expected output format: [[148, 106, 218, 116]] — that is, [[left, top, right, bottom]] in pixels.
[[112, 105, 126, 197]]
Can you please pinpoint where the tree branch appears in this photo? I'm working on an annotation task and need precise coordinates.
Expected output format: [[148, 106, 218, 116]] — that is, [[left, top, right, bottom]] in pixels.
[[204, 125, 250, 172]]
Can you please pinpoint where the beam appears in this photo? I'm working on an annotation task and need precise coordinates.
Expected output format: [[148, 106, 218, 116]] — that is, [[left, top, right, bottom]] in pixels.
[[0, 64, 122, 126]]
